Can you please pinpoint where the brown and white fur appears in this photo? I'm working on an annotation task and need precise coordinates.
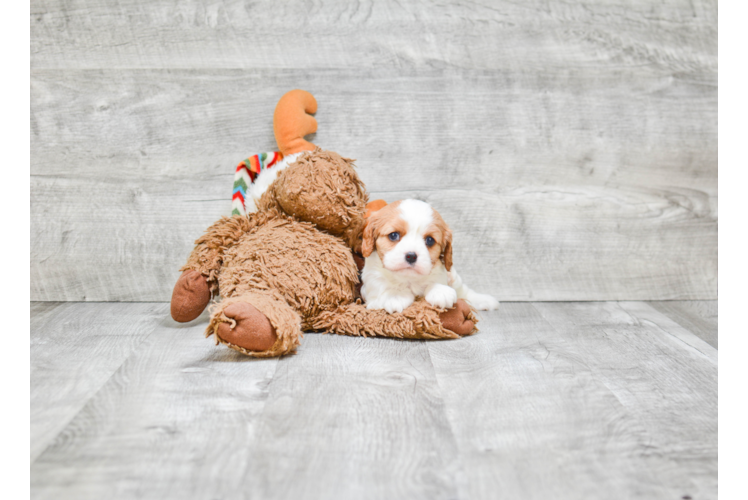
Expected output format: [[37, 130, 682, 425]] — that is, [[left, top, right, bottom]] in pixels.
[[361, 199, 500, 313]]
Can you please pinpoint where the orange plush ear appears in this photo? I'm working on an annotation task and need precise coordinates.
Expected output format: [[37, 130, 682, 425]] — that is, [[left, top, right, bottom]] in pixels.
[[273, 90, 318, 156], [365, 199, 387, 219]]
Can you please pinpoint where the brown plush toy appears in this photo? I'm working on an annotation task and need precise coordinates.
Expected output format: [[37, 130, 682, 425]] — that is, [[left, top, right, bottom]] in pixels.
[[170, 90, 477, 357]]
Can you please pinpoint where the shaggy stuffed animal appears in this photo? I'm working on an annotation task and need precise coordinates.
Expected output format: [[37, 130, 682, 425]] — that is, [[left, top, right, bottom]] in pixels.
[[170, 90, 477, 357]]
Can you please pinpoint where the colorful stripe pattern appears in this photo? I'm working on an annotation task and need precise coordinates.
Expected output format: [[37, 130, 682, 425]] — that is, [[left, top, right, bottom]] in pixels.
[[232, 152, 283, 215]]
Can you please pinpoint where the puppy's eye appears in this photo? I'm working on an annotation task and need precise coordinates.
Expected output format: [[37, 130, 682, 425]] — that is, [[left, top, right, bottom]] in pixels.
[[388, 232, 400, 242], [425, 236, 436, 247]]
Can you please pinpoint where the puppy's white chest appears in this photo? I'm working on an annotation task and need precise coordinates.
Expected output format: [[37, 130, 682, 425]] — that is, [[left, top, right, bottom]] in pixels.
[[401, 274, 445, 297]]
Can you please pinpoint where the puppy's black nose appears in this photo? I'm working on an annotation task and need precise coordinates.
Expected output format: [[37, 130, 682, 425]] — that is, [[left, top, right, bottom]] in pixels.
[[405, 252, 417, 264]]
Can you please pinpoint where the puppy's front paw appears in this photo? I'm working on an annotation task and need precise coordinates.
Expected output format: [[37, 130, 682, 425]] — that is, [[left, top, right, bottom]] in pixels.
[[367, 294, 415, 314], [466, 292, 500, 311], [383, 294, 415, 313], [425, 284, 458, 309]]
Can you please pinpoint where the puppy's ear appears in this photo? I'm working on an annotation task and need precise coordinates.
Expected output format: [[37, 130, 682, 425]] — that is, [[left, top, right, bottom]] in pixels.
[[361, 217, 378, 258], [441, 225, 453, 271]]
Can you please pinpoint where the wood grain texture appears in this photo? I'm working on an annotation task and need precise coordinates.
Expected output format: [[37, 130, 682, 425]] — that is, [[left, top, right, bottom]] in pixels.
[[30, 0, 717, 71], [30, 302, 166, 462], [428, 301, 717, 500], [30, 0, 717, 301], [31, 303, 280, 499], [242, 334, 462, 500], [31, 173, 228, 301], [31, 69, 718, 190], [31, 301, 718, 499], [647, 300, 717, 348], [31, 65, 717, 301], [533, 302, 717, 497]]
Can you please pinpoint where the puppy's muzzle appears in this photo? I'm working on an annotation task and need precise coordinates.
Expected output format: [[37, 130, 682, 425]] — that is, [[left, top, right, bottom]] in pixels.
[[405, 252, 417, 264]]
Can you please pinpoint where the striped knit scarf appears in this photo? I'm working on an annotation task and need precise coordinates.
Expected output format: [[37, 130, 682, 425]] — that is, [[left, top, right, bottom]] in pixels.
[[231, 152, 282, 215]]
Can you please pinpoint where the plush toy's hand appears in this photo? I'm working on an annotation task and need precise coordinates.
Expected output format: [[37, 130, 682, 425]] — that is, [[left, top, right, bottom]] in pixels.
[[171, 270, 211, 322], [273, 89, 318, 156], [438, 299, 475, 336]]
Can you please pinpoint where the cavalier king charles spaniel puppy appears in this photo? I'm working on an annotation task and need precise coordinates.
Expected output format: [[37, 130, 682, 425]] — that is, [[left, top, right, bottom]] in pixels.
[[360, 199, 500, 313]]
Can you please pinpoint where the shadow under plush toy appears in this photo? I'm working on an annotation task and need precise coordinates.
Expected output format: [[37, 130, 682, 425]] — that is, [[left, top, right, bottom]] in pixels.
[[170, 90, 477, 357]]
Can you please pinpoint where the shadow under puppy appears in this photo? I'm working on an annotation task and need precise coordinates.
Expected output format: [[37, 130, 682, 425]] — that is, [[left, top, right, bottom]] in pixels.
[[361, 199, 500, 314]]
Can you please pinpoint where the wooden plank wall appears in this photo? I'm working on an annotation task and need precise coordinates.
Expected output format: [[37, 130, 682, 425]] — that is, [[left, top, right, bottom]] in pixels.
[[30, 0, 717, 301]]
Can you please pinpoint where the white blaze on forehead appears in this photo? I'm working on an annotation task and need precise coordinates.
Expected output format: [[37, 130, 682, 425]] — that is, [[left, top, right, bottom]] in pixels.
[[397, 199, 433, 233]]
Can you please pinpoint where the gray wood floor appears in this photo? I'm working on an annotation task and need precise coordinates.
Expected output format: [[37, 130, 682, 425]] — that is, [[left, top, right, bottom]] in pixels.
[[30, 300, 717, 500]]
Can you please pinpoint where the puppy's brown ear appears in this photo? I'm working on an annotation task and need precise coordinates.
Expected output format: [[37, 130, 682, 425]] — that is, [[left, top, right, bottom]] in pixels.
[[441, 226, 453, 271], [361, 217, 378, 258]]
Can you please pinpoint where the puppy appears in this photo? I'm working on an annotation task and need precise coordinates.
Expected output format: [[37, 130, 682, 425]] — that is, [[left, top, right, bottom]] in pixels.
[[360, 199, 500, 313]]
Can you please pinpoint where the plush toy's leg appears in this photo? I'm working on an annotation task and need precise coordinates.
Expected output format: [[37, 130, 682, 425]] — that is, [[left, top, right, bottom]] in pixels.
[[206, 291, 302, 358], [313, 298, 477, 340]]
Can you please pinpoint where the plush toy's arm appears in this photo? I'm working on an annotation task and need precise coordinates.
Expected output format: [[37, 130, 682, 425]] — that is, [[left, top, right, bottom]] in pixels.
[[171, 215, 257, 322], [312, 298, 477, 340], [179, 215, 256, 292]]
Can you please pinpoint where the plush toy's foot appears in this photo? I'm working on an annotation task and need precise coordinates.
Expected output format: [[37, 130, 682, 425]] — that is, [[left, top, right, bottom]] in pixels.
[[207, 292, 302, 357], [171, 270, 211, 322], [215, 302, 278, 353], [439, 299, 475, 336]]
